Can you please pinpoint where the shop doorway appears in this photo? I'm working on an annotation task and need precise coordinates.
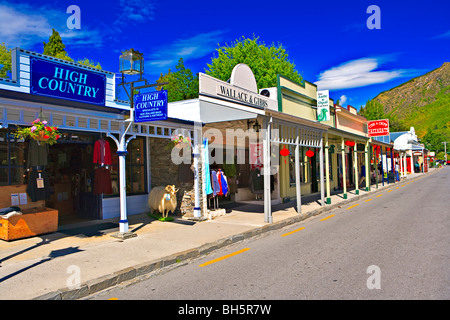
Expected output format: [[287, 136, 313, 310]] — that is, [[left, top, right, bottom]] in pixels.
[[46, 131, 101, 225]]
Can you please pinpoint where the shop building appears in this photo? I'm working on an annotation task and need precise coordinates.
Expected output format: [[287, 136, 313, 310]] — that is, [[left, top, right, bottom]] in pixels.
[[273, 75, 371, 204], [169, 64, 329, 223], [374, 126, 428, 176], [0, 48, 194, 227]]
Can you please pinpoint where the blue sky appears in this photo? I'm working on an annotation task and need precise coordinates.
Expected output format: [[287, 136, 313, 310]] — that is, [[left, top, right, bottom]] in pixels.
[[1, 0, 449, 109]]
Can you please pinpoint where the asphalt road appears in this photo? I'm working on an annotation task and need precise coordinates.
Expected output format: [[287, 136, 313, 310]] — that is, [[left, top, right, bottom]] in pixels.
[[93, 167, 450, 300]]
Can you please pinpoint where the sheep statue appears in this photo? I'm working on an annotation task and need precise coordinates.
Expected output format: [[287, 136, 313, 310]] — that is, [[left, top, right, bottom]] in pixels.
[[148, 185, 179, 219]]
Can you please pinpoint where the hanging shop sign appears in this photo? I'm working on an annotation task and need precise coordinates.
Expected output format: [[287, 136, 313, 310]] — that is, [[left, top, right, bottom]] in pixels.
[[30, 57, 106, 106], [316, 90, 330, 122], [134, 90, 168, 122], [368, 119, 390, 137], [250, 142, 263, 170]]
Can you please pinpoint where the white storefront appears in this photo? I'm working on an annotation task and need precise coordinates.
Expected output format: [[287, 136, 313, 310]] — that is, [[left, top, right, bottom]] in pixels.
[[0, 48, 193, 226]]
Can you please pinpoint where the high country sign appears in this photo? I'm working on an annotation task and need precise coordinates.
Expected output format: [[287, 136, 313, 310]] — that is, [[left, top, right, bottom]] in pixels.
[[216, 84, 268, 108], [133, 90, 168, 122], [368, 119, 390, 137], [30, 57, 106, 105]]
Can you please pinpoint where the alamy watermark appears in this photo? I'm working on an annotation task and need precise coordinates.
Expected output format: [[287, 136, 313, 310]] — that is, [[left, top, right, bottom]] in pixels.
[[66, 5, 81, 30], [66, 264, 81, 290], [366, 265, 381, 289], [169, 123, 280, 175], [366, 5, 381, 30]]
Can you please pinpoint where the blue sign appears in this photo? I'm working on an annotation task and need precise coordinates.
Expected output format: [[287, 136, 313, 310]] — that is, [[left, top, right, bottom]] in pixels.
[[30, 57, 106, 106], [134, 90, 168, 122]]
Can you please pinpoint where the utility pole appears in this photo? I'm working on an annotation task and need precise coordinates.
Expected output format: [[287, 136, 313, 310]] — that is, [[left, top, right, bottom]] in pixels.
[[442, 141, 448, 164]]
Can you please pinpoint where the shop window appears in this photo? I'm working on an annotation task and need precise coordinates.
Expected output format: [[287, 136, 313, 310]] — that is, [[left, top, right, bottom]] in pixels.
[[0, 128, 27, 186], [288, 145, 310, 186], [107, 136, 147, 196]]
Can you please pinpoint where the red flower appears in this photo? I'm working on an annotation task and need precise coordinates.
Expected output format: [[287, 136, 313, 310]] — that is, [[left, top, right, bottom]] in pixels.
[[56, 135, 60, 139], [43, 135, 50, 139], [46, 127, 52, 132]]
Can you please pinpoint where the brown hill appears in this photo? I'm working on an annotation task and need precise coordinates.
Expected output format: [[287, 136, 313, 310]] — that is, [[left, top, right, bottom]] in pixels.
[[373, 62, 450, 118]]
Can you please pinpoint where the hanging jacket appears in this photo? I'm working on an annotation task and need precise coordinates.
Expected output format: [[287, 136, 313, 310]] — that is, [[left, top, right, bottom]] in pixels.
[[27, 170, 51, 202], [217, 170, 223, 196], [211, 170, 220, 196], [28, 139, 49, 167], [203, 139, 213, 195], [93, 139, 112, 165], [219, 171, 228, 196]]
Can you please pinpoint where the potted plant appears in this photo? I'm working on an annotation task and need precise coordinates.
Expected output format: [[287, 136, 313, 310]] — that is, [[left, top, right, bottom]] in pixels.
[[14, 118, 61, 145]]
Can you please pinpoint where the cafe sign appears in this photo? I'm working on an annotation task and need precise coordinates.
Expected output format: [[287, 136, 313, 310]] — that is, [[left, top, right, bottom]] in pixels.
[[30, 57, 106, 105], [368, 119, 390, 137]]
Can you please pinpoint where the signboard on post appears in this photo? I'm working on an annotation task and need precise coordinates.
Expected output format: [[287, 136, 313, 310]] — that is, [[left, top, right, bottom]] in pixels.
[[317, 90, 330, 122], [134, 90, 168, 122], [368, 119, 390, 137]]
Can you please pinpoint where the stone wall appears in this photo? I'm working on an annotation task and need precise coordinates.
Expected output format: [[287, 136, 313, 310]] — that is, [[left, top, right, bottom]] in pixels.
[[149, 137, 193, 214]]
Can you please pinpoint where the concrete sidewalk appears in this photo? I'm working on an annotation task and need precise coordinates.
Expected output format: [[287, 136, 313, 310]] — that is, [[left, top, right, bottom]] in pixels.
[[0, 169, 438, 300]]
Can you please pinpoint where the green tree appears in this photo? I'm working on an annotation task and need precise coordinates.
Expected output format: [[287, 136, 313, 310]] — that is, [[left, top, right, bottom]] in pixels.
[[421, 130, 447, 152], [358, 99, 385, 120], [43, 29, 73, 62], [205, 35, 303, 89], [359, 99, 408, 131], [156, 58, 198, 102], [77, 58, 102, 70], [0, 43, 12, 78]]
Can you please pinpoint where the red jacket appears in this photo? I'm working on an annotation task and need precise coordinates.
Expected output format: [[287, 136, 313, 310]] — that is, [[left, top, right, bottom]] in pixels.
[[93, 139, 112, 165]]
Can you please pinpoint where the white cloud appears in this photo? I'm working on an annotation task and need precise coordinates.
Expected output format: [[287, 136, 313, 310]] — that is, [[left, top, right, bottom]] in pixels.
[[315, 57, 419, 90], [0, 2, 103, 49], [146, 30, 226, 72], [339, 95, 347, 105], [432, 30, 450, 39], [115, 0, 156, 26]]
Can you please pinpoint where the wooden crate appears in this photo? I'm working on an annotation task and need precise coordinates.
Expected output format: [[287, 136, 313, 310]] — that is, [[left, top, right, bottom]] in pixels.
[[0, 185, 58, 241], [0, 208, 58, 241]]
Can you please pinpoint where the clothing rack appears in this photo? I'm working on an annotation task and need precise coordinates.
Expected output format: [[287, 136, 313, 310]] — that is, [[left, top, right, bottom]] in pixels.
[[208, 168, 229, 210]]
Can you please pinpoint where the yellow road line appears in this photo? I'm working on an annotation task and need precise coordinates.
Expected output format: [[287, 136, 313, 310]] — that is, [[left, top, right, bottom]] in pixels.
[[387, 190, 393, 192], [365, 199, 373, 202], [108, 298, 118, 300], [281, 227, 305, 237], [320, 214, 335, 221], [347, 204, 360, 210], [395, 187, 400, 189], [199, 248, 250, 267], [376, 194, 383, 197]]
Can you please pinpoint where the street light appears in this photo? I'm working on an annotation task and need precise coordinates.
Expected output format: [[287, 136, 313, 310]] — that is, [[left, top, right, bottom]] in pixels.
[[119, 48, 144, 78], [109, 48, 169, 240]]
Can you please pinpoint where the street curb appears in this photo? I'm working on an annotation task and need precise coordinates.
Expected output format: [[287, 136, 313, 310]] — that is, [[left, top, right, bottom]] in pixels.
[[32, 170, 438, 300]]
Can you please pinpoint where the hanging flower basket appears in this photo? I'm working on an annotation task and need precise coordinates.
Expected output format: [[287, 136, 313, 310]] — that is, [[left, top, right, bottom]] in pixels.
[[170, 134, 191, 149], [14, 118, 61, 145], [306, 149, 314, 157]]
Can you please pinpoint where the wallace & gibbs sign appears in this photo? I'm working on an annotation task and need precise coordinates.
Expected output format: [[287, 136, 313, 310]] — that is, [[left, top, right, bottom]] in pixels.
[[134, 90, 168, 123], [368, 119, 390, 137], [30, 57, 106, 105]]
